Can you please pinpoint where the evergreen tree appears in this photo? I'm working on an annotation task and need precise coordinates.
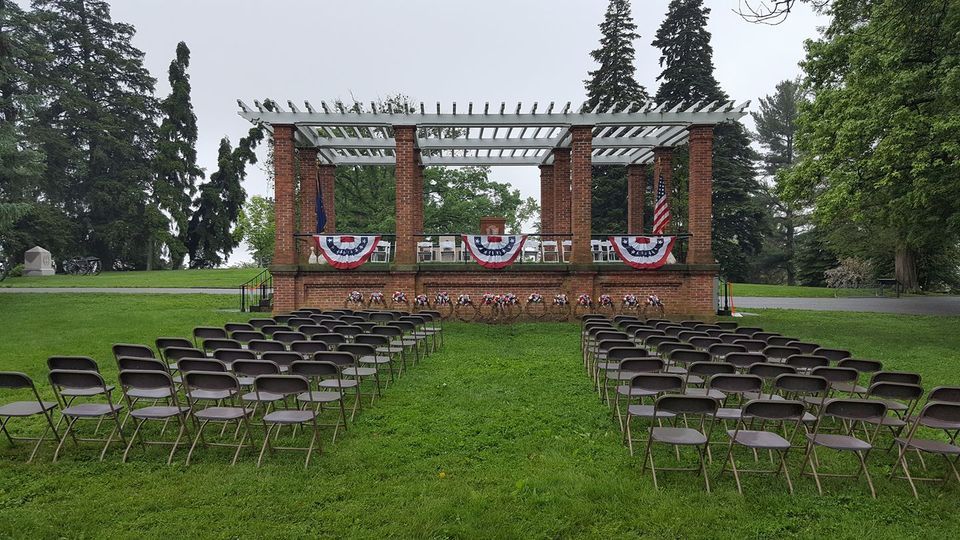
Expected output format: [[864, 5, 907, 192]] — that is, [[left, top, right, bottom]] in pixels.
[[154, 41, 202, 269], [30, 0, 162, 269], [583, 0, 648, 233], [751, 80, 804, 284], [186, 126, 263, 267], [651, 0, 765, 280]]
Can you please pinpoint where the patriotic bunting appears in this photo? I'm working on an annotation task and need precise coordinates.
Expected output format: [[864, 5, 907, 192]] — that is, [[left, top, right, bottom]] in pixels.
[[608, 235, 676, 270], [313, 235, 380, 269], [461, 234, 527, 269]]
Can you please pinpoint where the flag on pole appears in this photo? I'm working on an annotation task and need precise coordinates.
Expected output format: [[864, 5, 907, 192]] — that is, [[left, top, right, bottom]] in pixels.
[[315, 177, 327, 233], [652, 174, 669, 234]]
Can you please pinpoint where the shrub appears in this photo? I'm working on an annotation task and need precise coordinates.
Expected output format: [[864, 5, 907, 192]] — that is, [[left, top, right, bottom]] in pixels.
[[825, 257, 874, 289]]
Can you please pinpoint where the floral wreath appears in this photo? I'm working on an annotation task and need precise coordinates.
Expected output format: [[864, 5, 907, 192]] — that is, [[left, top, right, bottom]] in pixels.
[[392, 291, 407, 303], [528, 293, 543, 304], [503, 292, 519, 305], [577, 294, 592, 307], [435, 291, 451, 305], [481, 293, 497, 306], [598, 294, 613, 307], [369, 291, 385, 304], [414, 294, 429, 307], [553, 294, 569, 306], [347, 290, 363, 304], [622, 294, 638, 307], [457, 294, 473, 306], [646, 294, 663, 307]]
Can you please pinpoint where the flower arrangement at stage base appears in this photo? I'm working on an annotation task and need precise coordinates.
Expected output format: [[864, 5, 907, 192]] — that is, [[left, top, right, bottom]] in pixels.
[[346, 290, 364, 305], [431, 291, 453, 318], [553, 294, 569, 306], [369, 291, 385, 306], [549, 293, 571, 322], [435, 291, 451, 306], [457, 294, 473, 306], [455, 293, 478, 322], [644, 294, 665, 317], [528, 293, 543, 304], [620, 293, 639, 314], [503, 292, 519, 306], [577, 294, 592, 307], [598, 294, 613, 308], [525, 292, 546, 320], [414, 294, 429, 307], [391, 291, 408, 306], [481, 293, 497, 305]]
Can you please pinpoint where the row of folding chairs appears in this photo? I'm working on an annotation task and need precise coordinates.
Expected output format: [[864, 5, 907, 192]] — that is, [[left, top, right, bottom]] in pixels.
[[0, 313, 449, 466], [578, 314, 960, 498]]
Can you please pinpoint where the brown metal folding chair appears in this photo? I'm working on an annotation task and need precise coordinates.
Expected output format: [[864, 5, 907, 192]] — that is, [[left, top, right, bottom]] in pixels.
[[182, 371, 257, 466], [290, 360, 349, 443], [720, 399, 806, 494], [118, 370, 190, 464], [622, 373, 682, 455], [611, 358, 666, 430], [641, 394, 718, 492], [48, 369, 126, 462], [801, 398, 886, 498], [890, 401, 960, 498], [254, 375, 322, 468], [0, 372, 60, 462]]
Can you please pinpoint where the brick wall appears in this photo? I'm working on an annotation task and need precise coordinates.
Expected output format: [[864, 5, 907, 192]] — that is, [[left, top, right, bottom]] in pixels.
[[539, 164, 554, 237], [688, 125, 714, 264], [298, 148, 318, 238], [570, 126, 593, 264], [553, 148, 571, 235], [627, 164, 646, 234], [318, 164, 336, 233], [273, 125, 296, 266], [394, 125, 416, 264]]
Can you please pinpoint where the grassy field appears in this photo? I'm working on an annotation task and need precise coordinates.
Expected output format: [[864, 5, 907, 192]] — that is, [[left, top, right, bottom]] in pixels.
[[1, 267, 263, 288], [731, 282, 893, 298], [0, 294, 958, 538]]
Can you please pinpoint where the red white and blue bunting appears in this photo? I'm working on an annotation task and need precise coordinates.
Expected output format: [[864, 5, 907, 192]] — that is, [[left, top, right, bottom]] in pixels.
[[313, 235, 380, 269], [608, 235, 676, 270], [462, 234, 527, 269]]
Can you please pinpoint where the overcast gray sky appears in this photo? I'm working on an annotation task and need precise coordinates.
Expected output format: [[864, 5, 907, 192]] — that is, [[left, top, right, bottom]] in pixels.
[[103, 0, 824, 262]]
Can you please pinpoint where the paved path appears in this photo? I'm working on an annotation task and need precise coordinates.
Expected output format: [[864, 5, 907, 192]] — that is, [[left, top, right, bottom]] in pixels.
[[735, 296, 960, 316], [0, 287, 235, 295]]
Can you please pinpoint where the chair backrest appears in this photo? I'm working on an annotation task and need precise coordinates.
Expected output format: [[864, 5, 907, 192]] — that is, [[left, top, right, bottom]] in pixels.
[[273, 314, 294, 324], [248, 340, 286, 355], [598, 339, 636, 355], [0, 372, 42, 402], [869, 371, 921, 386], [49, 369, 111, 399], [646, 336, 681, 349], [193, 326, 227, 342], [837, 358, 883, 374], [618, 358, 665, 374], [286, 342, 328, 361], [230, 330, 266, 343], [718, 333, 745, 344], [631, 328, 666, 342], [653, 321, 676, 330], [748, 362, 797, 381], [810, 366, 858, 384], [332, 325, 363, 336], [313, 351, 355, 368], [693, 324, 720, 332], [669, 349, 710, 366], [822, 398, 886, 422], [705, 329, 726, 337], [677, 331, 709, 343], [312, 333, 348, 347], [272, 331, 307, 345], [224, 322, 254, 332], [689, 336, 722, 350], [742, 399, 806, 421], [232, 359, 281, 377], [177, 358, 227, 373], [371, 326, 402, 338], [47, 356, 99, 372], [296, 325, 327, 337], [254, 374, 309, 398], [785, 354, 829, 371], [287, 317, 316, 329], [183, 371, 239, 395], [767, 336, 799, 347], [655, 394, 719, 415], [119, 369, 176, 394], [724, 352, 766, 370], [112, 343, 155, 360], [355, 334, 389, 347], [202, 338, 242, 353], [732, 339, 766, 353], [389, 321, 416, 333], [813, 347, 851, 362], [340, 315, 365, 325], [708, 343, 748, 359], [260, 351, 302, 370], [594, 330, 628, 342], [751, 332, 780, 343], [688, 361, 736, 379], [248, 318, 276, 329], [926, 386, 960, 403], [866, 381, 923, 403], [117, 356, 167, 373], [914, 402, 960, 429], [629, 373, 684, 393], [709, 374, 763, 395], [774, 374, 829, 396], [310, 314, 337, 323], [290, 360, 339, 379], [734, 326, 764, 336], [213, 348, 257, 364], [663, 326, 687, 338], [679, 320, 702, 329], [369, 312, 396, 323], [338, 343, 375, 358], [763, 346, 802, 361], [606, 347, 651, 361], [163, 346, 205, 362], [613, 315, 639, 325], [261, 325, 290, 337], [789, 341, 821, 354], [155, 337, 192, 356]]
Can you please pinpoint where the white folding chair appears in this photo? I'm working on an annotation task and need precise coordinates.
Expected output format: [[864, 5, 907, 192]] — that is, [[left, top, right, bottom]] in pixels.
[[541, 240, 559, 263], [417, 241, 435, 262]]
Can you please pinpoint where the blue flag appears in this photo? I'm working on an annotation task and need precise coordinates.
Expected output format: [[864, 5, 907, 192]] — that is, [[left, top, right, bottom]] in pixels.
[[316, 178, 327, 233]]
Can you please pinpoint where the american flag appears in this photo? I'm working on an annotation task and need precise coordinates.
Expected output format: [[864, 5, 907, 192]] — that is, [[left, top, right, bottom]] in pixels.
[[652, 174, 669, 234]]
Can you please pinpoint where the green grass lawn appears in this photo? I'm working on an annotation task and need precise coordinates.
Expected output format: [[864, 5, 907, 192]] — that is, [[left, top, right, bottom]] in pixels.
[[0, 294, 958, 537], [731, 282, 893, 298], [1, 267, 264, 289]]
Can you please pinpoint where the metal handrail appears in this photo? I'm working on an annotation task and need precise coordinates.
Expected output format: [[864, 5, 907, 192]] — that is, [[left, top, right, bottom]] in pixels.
[[240, 268, 273, 312]]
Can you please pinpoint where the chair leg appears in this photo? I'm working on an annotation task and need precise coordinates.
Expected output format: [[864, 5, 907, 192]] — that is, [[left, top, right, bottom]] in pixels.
[[52, 416, 78, 462], [256, 423, 275, 467], [304, 416, 321, 468], [699, 444, 712, 493], [856, 450, 877, 498], [122, 418, 147, 463], [235, 414, 257, 466], [185, 419, 209, 466], [800, 442, 823, 495], [779, 449, 795, 495], [167, 417, 188, 465]]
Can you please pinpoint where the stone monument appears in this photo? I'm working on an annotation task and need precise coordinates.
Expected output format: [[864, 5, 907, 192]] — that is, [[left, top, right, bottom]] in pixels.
[[23, 246, 55, 276]]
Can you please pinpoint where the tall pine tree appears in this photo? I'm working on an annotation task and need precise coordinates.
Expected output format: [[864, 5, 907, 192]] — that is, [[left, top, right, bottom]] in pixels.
[[583, 0, 648, 233], [154, 41, 202, 269], [31, 0, 163, 269], [652, 0, 765, 280]]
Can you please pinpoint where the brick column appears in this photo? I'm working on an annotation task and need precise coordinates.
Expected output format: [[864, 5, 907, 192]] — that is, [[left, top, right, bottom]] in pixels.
[[570, 126, 593, 265], [414, 152, 424, 234], [627, 163, 646, 234], [539, 164, 554, 236], [273, 124, 296, 266], [688, 125, 714, 264], [553, 148, 571, 235], [652, 147, 673, 229], [318, 164, 336, 232], [394, 125, 416, 265], [297, 148, 318, 234]]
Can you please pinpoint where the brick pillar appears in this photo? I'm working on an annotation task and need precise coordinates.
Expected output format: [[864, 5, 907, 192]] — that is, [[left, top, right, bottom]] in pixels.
[[553, 148, 571, 235], [297, 148, 318, 234], [539, 164, 554, 236], [414, 152, 424, 234], [652, 147, 673, 230], [570, 126, 593, 265], [688, 125, 714, 264], [394, 125, 416, 264], [318, 164, 336, 232], [627, 163, 646, 234], [273, 125, 296, 266]]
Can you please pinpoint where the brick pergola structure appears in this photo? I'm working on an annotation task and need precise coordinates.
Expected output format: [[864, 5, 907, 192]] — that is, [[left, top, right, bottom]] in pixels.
[[238, 99, 749, 316]]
